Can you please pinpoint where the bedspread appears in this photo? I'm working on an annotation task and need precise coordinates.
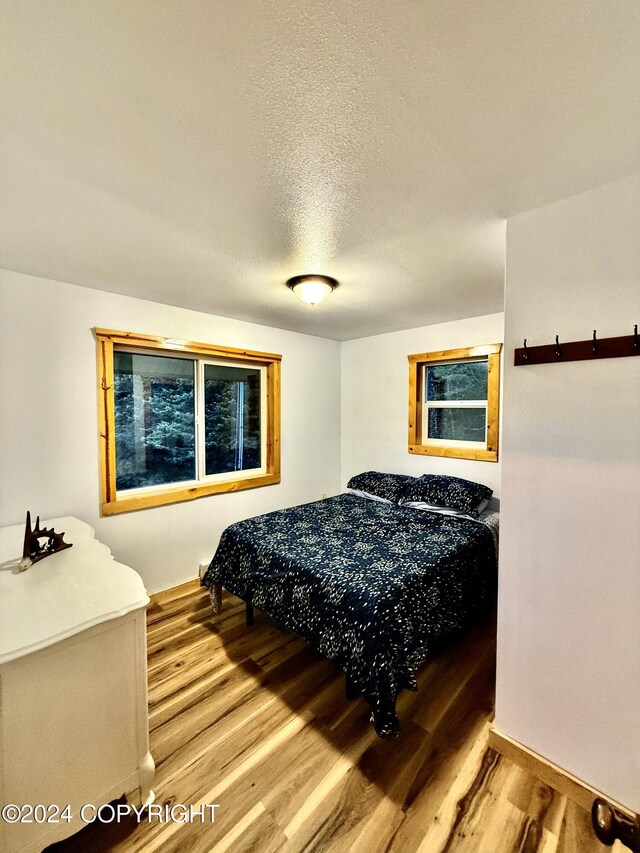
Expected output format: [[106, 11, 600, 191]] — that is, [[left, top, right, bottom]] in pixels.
[[201, 493, 497, 736]]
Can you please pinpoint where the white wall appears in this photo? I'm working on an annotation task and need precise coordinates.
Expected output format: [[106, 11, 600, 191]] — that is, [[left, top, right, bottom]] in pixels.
[[496, 173, 640, 811], [0, 270, 341, 593], [341, 313, 505, 498]]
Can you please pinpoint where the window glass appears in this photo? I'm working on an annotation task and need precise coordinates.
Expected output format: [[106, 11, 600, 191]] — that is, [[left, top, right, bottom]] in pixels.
[[428, 408, 487, 442], [114, 351, 195, 490], [204, 364, 262, 475], [426, 360, 488, 401]]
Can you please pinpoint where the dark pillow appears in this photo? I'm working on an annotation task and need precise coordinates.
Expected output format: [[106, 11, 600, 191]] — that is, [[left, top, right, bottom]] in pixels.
[[347, 471, 416, 504], [403, 474, 492, 518]]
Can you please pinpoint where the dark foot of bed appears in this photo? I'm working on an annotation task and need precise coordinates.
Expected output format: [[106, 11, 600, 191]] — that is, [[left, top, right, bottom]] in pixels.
[[245, 602, 254, 627], [345, 675, 360, 700]]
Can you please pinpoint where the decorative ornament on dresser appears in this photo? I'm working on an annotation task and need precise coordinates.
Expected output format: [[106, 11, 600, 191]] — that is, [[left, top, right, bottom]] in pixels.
[[19, 510, 73, 572]]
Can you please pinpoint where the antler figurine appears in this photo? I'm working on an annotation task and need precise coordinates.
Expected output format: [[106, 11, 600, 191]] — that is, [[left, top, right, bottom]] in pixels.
[[19, 511, 73, 572]]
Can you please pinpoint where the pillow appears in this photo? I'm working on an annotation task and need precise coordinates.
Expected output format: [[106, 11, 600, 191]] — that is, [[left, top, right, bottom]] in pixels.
[[400, 497, 489, 520], [348, 488, 393, 504], [402, 474, 492, 518], [346, 471, 416, 504]]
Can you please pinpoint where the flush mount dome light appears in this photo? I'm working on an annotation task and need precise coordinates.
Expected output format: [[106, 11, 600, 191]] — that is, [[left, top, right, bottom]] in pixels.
[[286, 274, 339, 305]]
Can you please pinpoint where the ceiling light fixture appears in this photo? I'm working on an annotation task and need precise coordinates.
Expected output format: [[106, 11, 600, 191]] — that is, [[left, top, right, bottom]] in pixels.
[[286, 274, 338, 305]]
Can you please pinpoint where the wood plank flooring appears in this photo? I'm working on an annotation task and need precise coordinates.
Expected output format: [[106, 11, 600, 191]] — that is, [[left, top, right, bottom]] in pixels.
[[49, 580, 620, 853]]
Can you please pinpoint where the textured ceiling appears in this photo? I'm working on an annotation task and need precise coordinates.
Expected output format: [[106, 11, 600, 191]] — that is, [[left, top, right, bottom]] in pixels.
[[2, 1, 639, 340]]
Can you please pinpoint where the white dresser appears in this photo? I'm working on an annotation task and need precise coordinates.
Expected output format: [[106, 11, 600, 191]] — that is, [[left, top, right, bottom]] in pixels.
[[0, 517, 154, 853]]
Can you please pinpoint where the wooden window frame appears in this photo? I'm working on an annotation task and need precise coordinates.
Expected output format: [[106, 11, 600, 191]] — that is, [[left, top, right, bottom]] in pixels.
[[95, 328, 281, 515], [408, 344, 502, 462]]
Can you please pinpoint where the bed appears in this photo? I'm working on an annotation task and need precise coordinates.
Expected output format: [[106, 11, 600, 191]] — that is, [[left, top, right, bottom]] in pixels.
[[201, 491, 498, 737]]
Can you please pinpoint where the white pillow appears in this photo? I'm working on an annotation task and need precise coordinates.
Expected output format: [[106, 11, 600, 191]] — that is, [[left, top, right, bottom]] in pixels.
[[347, 488, 393, 504]]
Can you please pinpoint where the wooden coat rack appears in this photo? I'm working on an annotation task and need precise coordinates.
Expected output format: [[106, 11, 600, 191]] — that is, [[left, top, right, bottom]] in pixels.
[[514, 325, 639, 366]]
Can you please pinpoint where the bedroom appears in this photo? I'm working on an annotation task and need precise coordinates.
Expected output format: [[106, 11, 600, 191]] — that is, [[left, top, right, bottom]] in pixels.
[[0, 2, 639, 852]]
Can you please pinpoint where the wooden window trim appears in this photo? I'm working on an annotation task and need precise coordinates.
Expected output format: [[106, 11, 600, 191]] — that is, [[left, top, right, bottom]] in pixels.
[[408, 343, 502, 462], [95, 328, 281, 515]]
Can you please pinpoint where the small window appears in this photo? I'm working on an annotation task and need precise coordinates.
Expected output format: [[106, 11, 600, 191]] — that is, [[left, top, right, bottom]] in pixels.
[[408, 344, 501, 462], [96, 329, 280, 514]]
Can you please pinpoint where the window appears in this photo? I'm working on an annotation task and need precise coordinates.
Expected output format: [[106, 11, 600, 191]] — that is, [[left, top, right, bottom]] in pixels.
[[95, 329, 281, 514], [408, 344, 501, 461]]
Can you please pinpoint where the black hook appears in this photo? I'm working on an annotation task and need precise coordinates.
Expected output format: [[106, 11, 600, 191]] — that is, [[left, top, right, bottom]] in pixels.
[[634, 324, 638, 350], [592, 329, 598, 354], [522, 339, 528, 360], [555, 335, 562, 358]]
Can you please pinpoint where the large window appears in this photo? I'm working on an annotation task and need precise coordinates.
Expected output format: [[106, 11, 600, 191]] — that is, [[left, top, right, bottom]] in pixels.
[[408, 344, 501, 461], [96, 329, 280, 514]]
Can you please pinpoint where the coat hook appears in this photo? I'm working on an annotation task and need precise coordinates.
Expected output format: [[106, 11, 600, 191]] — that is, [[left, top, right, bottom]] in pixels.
[[522, 338, 528, 360], [592, 329, 598, 354], [555, 335, 562, 358], [634, 324, 638, 349]]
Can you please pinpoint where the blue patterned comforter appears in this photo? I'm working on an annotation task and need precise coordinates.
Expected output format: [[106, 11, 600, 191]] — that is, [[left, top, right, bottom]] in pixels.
[[202, 493, 497, 736]]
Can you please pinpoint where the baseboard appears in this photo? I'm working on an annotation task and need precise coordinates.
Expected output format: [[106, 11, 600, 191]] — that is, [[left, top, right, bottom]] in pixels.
[[489, 728, 636, 821], [149, 577, 201, 603]]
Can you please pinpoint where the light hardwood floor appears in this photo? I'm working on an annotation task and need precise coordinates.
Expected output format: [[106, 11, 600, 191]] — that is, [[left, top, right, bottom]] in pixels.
[[49, 580, 618, 853]]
